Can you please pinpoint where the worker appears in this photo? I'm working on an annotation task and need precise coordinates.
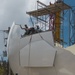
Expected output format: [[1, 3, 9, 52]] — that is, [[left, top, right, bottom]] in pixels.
[[20, 24, 36, 37], [20, 24, 29, 37], [29, 27, 35, 34], [36, 25, 40, 32]]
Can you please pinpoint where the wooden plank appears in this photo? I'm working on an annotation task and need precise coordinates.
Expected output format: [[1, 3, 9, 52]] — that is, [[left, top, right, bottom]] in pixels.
[[26, 2, 71, 17]]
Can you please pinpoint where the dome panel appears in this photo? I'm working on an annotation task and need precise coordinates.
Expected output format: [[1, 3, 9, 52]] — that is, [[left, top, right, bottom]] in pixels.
[[20, 40, 56, 67]]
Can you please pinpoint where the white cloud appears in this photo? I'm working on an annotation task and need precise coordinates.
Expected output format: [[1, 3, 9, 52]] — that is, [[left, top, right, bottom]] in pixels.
[[0, 0, 55, 30]]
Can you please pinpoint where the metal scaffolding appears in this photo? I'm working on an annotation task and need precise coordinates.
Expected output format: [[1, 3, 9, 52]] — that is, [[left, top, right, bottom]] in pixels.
[[26, 0, 75, 47]]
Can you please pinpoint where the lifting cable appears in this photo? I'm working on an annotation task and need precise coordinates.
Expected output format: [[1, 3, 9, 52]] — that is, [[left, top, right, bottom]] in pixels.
[[30, 16, 34, 27], [38, 32, 54, 47], [38, 32, 58, 75], [27, 34, 32, 75]]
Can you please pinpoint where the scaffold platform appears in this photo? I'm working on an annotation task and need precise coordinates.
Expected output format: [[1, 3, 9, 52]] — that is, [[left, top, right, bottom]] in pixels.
[[26, 2, 71, 17]]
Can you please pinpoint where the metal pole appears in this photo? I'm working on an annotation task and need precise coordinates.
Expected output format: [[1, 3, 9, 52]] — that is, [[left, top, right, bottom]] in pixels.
[[69, 9, 70, 46]]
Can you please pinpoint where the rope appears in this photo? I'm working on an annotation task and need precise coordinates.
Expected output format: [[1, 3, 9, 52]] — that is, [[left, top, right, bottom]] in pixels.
[[38, 32, 54, 47], [30, 16, 34, 27], [27, 35, 32, 75], [38, 32, 58, 75]]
